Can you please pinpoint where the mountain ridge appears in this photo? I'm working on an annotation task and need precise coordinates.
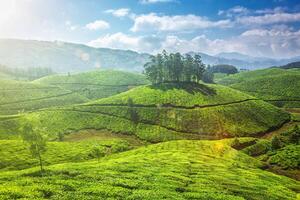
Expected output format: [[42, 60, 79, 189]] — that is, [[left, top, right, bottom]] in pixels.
[[0, 38, 299, 73]]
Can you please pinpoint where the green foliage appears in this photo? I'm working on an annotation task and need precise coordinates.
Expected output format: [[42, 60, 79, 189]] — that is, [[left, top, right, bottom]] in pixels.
[[242, 140, 271, 156], [202, 66, 214, 83], [289, 125, 300, 144], [144, 51, 206, 84], [0, 140, 298, 199], [268, 144, 300, 169], [0, 65, 54, 80], [210, 64, 238, 74], [20, 118, 47, 172], [271, 136, 283, 150]]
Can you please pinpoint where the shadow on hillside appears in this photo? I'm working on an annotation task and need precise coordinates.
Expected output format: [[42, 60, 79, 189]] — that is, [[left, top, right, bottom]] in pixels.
[[150, 82, 216, 95]]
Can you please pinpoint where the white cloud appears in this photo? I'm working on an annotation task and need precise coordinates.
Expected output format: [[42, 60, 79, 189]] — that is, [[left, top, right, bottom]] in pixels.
[[255, 6, 286, 14], [88, 26, 300, 59], [237, 12, 300, 26], [218, 6, 249, 17], [65, 20, 78, 31], [139, 0, 177, 4], [87, 32, 162, 52], [131, 13, 231, 32], [105, 8, 130, 17], [85, 20, 110, 30], [160, 27, 300, 58]]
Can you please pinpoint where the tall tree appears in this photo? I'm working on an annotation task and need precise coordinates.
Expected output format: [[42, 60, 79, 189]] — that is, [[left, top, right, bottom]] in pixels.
[[20, 120, 47, 173], [193, 54, 205, 83]]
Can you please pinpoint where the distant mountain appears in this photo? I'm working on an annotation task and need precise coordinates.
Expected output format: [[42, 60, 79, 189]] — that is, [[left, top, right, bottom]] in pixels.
[[0, 39, 150, 73], [215, 52, 271, 62], [190, 52, 300, 70], [0, 39, 299, 72], [279, 61, 300, 69]]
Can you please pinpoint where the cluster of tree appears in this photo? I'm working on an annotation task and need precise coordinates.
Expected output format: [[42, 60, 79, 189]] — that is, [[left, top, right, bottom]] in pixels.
[[209, 64, 238, 75], [0, 65, 54, 80], [144, 51, 214, 84]]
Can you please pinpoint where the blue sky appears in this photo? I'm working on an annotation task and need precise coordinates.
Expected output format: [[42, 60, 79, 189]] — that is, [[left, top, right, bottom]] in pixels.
[[0, 0, 300, 58]]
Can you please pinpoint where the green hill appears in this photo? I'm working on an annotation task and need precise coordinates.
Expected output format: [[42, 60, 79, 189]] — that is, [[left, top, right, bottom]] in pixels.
[[217, 68, 300, 108], [34, 70, 149, 100], [2, 82, 289, 142], [0, 72, 13, 80], [0, 79, 88, 115], [0, 140, 298, 199]]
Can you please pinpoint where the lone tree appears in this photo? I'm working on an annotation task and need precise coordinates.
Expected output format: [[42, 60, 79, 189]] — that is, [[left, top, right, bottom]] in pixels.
[[127, 98, 139, 124], [271, 136, 282, 150], [20, 119, 47, 173], [144, 50, 208, 84]]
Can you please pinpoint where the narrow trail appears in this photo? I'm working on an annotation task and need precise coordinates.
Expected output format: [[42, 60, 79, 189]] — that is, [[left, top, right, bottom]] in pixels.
[[234, 89, 300, 100], [82, 98, 260, 110], [50, 82, 145, 87], [48, 108, 211, 138], [0, 87, 59, 91]]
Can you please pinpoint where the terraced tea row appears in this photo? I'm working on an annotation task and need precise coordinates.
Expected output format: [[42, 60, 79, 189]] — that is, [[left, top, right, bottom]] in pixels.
[[1, 82, 289, 143], [34, 70, 149, 99], [218, 68, 300, 108], [0, 79, 88, 115], [0, 140, 298, 199]]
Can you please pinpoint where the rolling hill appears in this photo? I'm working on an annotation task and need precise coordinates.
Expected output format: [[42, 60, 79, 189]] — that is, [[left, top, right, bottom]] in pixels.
[[0, 79, 88, 115], [0, 139, 298, 199], [34, 70, 149, 100], [2, 82, 289, 142], [217, 68, 300, 108]]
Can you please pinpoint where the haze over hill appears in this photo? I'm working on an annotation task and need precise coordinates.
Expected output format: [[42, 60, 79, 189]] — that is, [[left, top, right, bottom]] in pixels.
[[1, 39, 299, 73]]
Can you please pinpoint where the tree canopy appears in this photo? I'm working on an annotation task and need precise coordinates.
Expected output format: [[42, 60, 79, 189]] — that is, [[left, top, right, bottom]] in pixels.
[[210, 64, 238, 74], [143, 51, 210, 84]]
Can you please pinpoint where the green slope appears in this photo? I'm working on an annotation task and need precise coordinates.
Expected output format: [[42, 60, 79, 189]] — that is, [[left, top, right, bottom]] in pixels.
[[0, 79, 88, 115], [2, 82, 289, 142], [34, 70, 149, 100], [0, 72, 13, 80], [0, 129, 144, 171], [217, 68, 300, 108], [0, 140, 298, 199]]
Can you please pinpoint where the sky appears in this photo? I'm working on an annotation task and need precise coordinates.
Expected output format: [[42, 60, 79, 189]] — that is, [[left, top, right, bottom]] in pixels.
[[0, 0, 300, 58]]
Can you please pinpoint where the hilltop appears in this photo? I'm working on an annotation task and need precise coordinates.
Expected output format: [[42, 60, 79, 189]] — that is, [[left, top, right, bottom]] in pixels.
[[3, 82, 289, 142], [34, 70, 149, 100], [0, 139, 298, 199], [217, 68, 300, 108]]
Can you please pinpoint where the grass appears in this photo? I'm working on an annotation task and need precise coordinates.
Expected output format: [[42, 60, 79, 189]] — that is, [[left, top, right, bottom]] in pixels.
[[217, 68, 300, 108], [0, 79, 88, 115], [34, 70, 149, 100], [0, 130, 144, 171], [0, 139, 298, 200]]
